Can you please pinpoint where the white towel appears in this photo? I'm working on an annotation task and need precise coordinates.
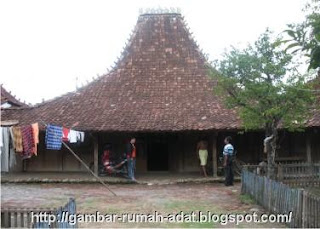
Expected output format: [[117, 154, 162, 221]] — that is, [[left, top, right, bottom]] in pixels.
[[68, 130, 78, 143]]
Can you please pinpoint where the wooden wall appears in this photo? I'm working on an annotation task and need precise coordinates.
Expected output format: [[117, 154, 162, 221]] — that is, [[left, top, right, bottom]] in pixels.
[[309, 128, 320, 162], [15, 128, 319, 173], [24, 132, 93, 172], [217, 131, 265, 164], [98, 132, 215, 173], [217, 128, 320, 165]]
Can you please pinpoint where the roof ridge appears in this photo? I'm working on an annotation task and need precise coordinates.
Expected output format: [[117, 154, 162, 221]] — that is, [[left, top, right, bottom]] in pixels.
[[138, 7, 181, 16], [139, 13, 182, 17]]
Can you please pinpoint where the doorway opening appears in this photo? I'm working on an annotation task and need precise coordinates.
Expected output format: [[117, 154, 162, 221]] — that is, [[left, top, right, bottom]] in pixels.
[[147, 142, 169, 171]]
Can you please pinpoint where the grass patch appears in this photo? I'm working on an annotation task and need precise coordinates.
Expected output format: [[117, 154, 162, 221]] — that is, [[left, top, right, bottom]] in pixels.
[[239, 194, 255, 205], [305, 187, 320, 197], [167, 221, 218, 228]]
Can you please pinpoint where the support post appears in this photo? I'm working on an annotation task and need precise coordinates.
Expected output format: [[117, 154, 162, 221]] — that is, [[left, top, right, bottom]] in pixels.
[[306, 132, 312, 163], [277, 164, 283, 181], [212, 133, 218, 177], [93, 135, 99, 175], [178, 134, 184, 172]]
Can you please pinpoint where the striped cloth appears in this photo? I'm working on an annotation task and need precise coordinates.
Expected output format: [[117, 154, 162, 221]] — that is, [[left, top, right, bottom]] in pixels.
[[21, 125, 35, 158], [11, 126, 23, 153], [45, 124, 63, 150]]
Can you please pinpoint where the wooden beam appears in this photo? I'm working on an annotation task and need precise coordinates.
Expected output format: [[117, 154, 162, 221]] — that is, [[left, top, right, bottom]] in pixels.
[[93, 135, 99, 175], [212, 133, 218, 177], [306, 132, 312, 163]]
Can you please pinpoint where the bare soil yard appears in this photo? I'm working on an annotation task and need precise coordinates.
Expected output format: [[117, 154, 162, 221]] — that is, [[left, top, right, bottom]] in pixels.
[[1, 183, 285, 228]]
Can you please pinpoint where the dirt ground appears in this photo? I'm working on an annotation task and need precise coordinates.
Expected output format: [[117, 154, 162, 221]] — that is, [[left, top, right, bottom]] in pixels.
[[1, 183, 285, 228]]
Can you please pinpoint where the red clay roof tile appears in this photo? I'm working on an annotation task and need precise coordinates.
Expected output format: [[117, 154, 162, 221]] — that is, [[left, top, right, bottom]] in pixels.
[[2, 13, 319, 131]]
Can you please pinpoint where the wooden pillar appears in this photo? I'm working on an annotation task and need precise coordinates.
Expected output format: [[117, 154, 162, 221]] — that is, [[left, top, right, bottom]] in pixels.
[[179, 135, 184, 172], [306, 131, 312, 163], [22, 160, 27, 172], [212, 133, 218, 177], [93, 135, 99, 175]]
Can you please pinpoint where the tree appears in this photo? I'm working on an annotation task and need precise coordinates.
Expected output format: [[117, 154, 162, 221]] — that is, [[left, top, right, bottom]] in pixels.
[[213, 30, 315, 178], [283, 0, 320, 71]]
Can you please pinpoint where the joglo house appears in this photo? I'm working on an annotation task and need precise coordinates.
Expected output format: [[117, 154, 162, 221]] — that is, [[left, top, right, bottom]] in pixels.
[[1, 12, 319, 177]]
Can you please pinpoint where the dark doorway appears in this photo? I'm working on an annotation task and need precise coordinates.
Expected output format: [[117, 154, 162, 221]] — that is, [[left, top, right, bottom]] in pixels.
[[147, 142, 169, 171]]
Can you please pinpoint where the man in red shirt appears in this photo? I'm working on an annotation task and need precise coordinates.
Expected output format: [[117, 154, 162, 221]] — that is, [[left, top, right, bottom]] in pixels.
[[126, 137, 136, 181]]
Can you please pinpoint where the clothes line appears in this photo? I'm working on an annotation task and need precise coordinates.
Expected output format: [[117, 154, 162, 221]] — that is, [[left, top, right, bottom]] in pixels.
[[39, 121, 117, 196], [0, 127, 16, 172], [45, 124, 85, 150], [5, 122, 86, 159], [0, 121, 117, 196]]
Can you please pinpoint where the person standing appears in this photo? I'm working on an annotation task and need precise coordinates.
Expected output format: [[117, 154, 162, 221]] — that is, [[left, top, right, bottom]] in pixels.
[[126, 137, 137, 181], [196, 139, 208, 177], [223, 136, 234, 186], [102, 144, 111, 174]]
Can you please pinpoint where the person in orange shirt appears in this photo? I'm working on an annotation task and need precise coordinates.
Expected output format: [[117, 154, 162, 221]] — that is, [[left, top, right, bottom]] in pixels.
[[126, 137, 136, 181]]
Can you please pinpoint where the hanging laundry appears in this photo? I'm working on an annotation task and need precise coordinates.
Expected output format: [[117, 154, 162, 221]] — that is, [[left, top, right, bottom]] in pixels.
[[1, 128, 9, 172], [9, 127, 15, 149], [21, 125, 35, 158], [62, 127, 70, 142], [76, 131, 85, 143], [45, 124, 63, 150], [1, 127, 17, 170], [68, 129, 77, 143], [12, 126, 23, 153], [0, 127, 3, 149], [31, 123, 39, 155], [9, 137, 16, 169], [68, 129, 85, 143]]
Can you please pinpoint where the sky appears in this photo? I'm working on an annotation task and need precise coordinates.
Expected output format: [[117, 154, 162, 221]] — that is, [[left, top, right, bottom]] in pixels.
[[0, 0, 307, 105]]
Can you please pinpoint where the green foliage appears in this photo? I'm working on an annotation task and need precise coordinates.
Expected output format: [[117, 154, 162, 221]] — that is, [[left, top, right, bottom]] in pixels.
[[213, 30, 315, 132], [239, 194, 256, 205], [283, 0, 320, 70]]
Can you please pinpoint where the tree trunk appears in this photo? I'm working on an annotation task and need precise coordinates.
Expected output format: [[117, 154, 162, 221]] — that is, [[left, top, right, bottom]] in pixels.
[[266, 122, 278, 179]]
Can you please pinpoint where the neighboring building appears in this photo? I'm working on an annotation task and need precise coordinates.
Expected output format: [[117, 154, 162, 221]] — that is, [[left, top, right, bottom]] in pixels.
[[1, 85, 28, 109], [274, 75, 320, 164], [304, 76, 320, 163], [1, 85, 29, 172], [1, 13, 319, 175]]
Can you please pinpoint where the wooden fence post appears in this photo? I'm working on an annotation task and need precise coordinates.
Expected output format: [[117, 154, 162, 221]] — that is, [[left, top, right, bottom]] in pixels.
[[302, 189, 307, 228], [241, 170, 320, 228], [212, 133, 218, 177], [267, 176, 272, 212]]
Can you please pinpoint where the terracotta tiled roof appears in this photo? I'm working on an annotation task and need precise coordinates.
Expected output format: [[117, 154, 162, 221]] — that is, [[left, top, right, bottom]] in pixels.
[[1, 13, 241, 132], [307, 111, 320, 127], [2, 14, 320, 131], [1, 85, 28, 108]]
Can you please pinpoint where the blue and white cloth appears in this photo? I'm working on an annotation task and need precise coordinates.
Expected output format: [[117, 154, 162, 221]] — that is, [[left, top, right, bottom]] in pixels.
[[223, 143, 234, 156], [45, 124, 63, 150]]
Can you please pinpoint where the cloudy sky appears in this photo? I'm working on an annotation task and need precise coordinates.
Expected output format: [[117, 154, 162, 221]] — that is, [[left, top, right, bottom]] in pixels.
[[0, 0, 306, 104]]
